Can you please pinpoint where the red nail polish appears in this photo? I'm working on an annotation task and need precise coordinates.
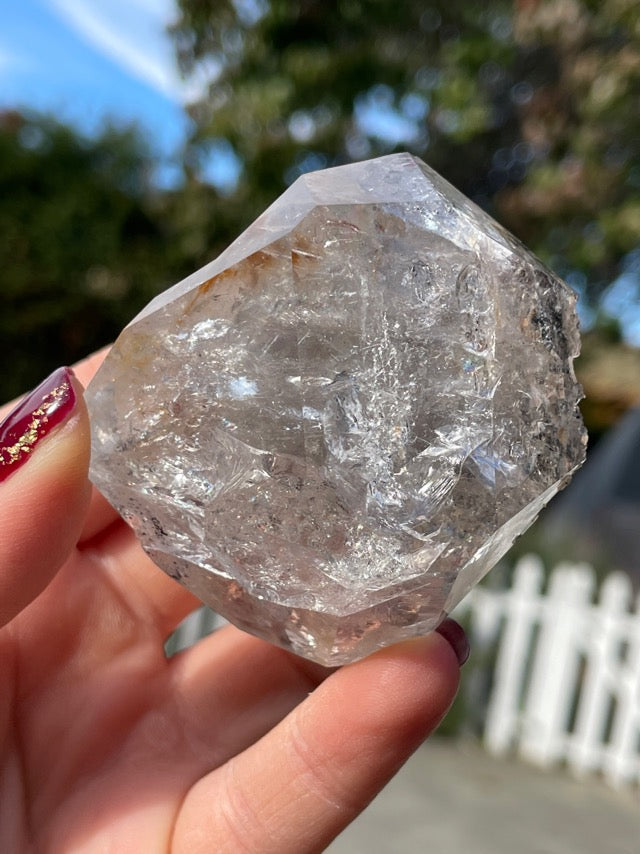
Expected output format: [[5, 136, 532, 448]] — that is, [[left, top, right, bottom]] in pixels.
[[435, 618, 470, 667], [0, 367, 76, 483]]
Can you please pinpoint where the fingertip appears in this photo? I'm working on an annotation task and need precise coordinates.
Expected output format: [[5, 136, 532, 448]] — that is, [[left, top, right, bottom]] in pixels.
[[0, 367, 92, 625], [339, 630, 463, 740]]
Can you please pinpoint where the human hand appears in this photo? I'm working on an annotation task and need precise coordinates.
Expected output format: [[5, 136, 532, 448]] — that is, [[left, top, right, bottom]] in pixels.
[[0, 353, 467, 853]]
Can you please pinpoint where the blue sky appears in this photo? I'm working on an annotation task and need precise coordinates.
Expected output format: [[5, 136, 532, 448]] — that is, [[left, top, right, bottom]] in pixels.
[[0, 0, 413, 191], [0, 0, 230, 187]]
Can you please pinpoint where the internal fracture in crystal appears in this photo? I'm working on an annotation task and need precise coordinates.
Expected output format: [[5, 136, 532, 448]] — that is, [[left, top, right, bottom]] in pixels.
[[86, 153, 587, 666]]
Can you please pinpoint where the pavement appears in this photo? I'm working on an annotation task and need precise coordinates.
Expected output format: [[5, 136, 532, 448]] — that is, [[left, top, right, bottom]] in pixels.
[[328, 738, 639, 854]]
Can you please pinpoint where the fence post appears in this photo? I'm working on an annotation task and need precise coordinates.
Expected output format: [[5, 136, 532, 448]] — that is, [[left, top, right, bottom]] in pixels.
[[569, 572, 632, 779], [604, 587, 640, 788], [519, 563, 595, 766], [458, 585, 505, 733], [483, 555, 544, 755]]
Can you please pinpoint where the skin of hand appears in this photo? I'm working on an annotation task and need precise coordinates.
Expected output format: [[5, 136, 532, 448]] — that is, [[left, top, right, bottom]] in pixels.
[[0, 351, 466, 853]]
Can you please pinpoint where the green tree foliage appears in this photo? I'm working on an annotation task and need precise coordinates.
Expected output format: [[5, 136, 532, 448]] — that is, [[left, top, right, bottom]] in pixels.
[[0, 112, 191, 400], [173, 0, 640, 312]]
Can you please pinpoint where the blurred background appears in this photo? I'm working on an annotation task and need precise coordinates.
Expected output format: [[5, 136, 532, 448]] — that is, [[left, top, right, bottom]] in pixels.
[[2, 2, 639, 846], [3, 0, 640, 574], [2, 1, 639, 419]]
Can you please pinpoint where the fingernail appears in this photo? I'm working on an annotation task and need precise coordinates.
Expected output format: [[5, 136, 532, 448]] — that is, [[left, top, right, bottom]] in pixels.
[[0, 367, 76, 483], [435, 618, 470, 667]]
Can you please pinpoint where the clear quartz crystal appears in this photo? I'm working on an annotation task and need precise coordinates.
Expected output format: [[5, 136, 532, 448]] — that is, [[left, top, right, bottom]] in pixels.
[[86, 153, 587, 665]]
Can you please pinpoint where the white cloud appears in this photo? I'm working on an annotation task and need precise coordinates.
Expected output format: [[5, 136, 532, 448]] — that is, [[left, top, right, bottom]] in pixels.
[[44, 0, 187, 101]]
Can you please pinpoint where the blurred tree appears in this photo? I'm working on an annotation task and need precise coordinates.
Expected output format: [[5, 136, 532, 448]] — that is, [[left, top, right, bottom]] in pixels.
[[173, 0, 640, 317], [172, 0, 520, 251], [4, 0, 639, 430], [0, 111, 195, 400], [503, 0, 640, 311], [577, 325, 640, 435]]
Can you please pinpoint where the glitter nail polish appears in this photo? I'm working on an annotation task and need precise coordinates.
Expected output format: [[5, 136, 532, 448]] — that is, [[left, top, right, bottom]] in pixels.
[[0, 367, 76, 483]]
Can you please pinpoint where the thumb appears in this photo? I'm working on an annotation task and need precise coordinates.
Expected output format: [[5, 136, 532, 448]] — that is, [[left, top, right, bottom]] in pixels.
[[0, 367, 91, 627]]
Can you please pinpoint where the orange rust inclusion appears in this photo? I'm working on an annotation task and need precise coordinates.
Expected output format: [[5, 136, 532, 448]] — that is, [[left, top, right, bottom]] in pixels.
[[188, 250, 282, 315], [197, 268, 234, 297]]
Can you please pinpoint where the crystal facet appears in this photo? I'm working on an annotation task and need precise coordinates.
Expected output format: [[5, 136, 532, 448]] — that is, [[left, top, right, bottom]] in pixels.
[[86, 153, 587, 665]]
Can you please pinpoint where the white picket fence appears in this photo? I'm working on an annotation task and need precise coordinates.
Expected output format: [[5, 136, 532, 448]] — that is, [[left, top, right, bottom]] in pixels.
[[456, 556, 640, 789], [170, 556, 640, 790]]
